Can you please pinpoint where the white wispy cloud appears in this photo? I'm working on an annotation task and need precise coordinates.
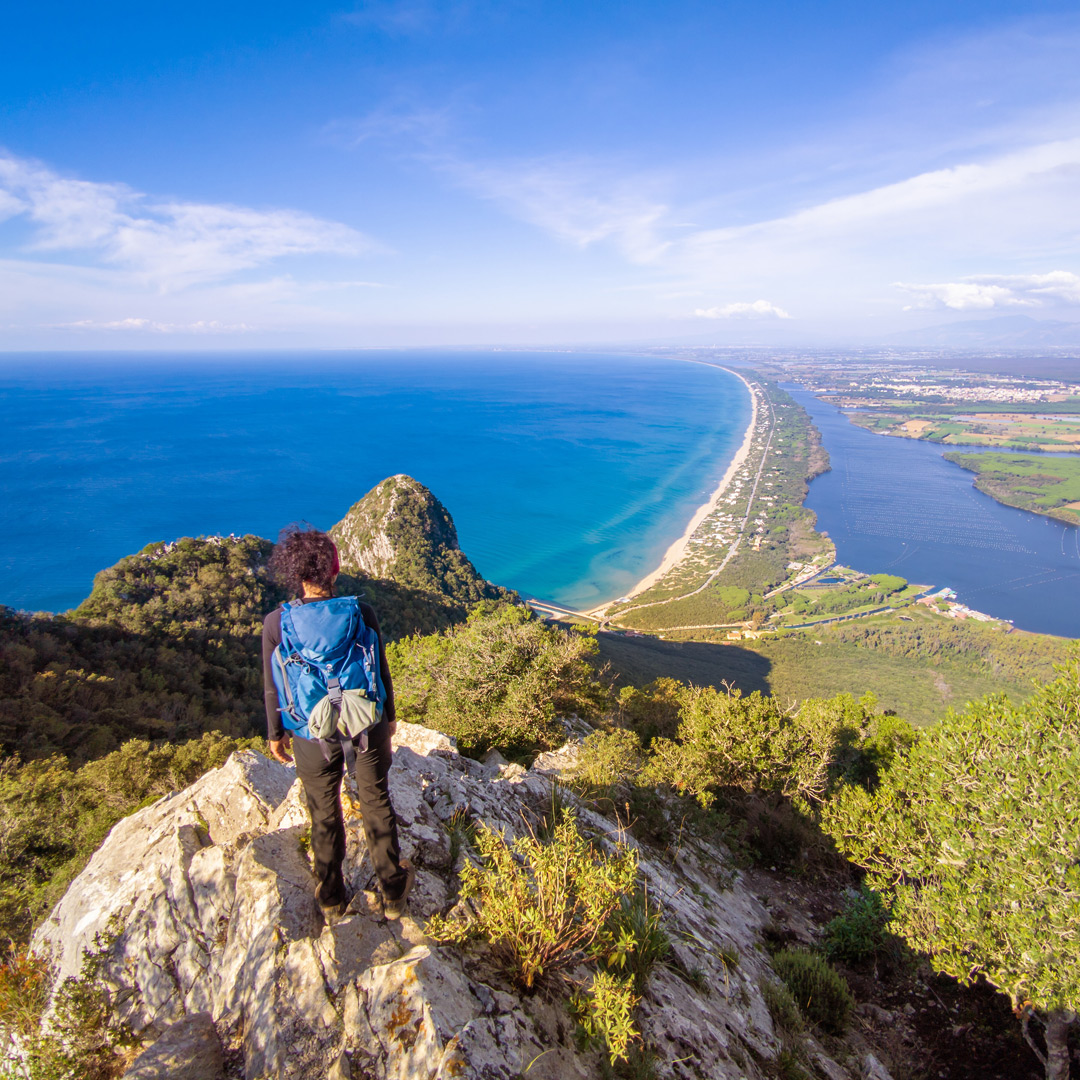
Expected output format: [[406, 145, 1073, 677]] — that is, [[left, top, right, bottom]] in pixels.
[[677, 138, 1080, 274], [421, 129, 1080, 322], [325, 104, 454, 148], [895, 271, 1080, 310], [61, 317, 253, 332], [446, 156, 669, 263], [694, 299, 791, 319], [0, 152, 375, 288]]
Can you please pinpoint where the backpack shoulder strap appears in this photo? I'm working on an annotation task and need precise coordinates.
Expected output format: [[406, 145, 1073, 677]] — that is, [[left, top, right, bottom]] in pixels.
[[278, 601, 302, 653]]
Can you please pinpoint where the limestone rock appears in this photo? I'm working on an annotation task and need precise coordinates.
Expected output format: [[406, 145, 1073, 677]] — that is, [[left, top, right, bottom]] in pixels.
[[120, 1012, 224, 1080], [329, 475, 505, 604], [864, 1053, 894, 1080], [34, 721, 879, 1080]]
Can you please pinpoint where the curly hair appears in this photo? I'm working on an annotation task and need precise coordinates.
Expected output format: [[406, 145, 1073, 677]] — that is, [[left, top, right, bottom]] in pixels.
[[269, 527, 340, 595]]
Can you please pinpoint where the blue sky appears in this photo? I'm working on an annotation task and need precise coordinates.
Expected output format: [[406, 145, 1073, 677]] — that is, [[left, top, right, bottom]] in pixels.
[[2, 0, 1079, 347]]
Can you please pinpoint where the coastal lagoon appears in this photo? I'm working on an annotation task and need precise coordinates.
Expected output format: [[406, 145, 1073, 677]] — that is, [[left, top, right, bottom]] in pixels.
[[790, 387, 1080, 638], [0, 352, 749, 614]]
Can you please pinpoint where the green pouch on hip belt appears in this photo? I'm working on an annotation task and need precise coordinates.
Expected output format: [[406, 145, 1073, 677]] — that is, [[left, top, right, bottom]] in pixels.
[[308, 690, 383, 741]]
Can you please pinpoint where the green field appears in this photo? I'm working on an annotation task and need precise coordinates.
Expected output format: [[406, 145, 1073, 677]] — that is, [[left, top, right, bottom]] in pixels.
[[945, 451, 1080, 523], [845, 405, 1080, 452], [596, 604, 1067, 727]]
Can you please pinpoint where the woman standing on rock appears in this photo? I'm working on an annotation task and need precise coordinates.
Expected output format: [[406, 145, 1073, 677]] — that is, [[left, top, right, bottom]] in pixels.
[[262, 527, 414, 922]]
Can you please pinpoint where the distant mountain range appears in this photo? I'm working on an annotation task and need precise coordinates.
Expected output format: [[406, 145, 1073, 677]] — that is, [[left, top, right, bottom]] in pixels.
[[886, 314, 1080, 348]]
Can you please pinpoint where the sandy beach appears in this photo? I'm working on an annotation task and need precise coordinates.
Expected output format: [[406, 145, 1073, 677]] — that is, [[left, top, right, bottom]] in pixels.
[[586, 367, 758, 616]]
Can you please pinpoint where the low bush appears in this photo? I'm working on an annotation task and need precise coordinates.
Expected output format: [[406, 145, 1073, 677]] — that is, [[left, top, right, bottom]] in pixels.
[[572, 729, 644, 792], [822, 887, 892, 965], [641, 685, 875, 811], [602, 890, 670, 994], [427, 810, 662, 1065], [426, 811, 638, 989], [615, 678, 682, 746], [571, 969, 639, 1064], [388, 602, 607, 758], [771, 948, 854, 1035], [0, 929, 137, 1080], [760, 976, 805, 1035], [0, 946, 52, 1044]]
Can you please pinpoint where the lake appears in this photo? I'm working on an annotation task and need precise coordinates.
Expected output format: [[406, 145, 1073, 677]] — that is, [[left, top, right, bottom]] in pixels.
[[788, 386, 1080, 638]]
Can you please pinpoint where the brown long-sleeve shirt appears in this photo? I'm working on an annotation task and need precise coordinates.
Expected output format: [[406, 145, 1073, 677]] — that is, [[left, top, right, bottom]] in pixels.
[[261, 597, 396, 742]]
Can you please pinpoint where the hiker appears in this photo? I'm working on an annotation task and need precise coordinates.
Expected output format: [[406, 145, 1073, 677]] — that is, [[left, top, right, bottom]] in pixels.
[[262, 527, 415, 921]]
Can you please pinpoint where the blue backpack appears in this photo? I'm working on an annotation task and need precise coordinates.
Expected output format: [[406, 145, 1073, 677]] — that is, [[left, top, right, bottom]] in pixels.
[[270, 596, 385, 742]]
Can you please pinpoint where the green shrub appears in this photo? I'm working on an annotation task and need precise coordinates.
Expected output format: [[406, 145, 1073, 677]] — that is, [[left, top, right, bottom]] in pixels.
[[822, 661, 1080, 1071], [601, 890, 670, 993], [426, 811, 638, 989], [771, 1050, 813, 1080], [615, 678, 683, 746], [1, 929, 137, 1080], [387, 602, 607, 757], [571, 969, 639, 1064], [0, 945, 52, 1044], [759, 977, 805, 1034], [823, 887, 891, 965], [641, 685, 871, 809], [573, 729, 644, 792], [771, 948, 853, 1034]]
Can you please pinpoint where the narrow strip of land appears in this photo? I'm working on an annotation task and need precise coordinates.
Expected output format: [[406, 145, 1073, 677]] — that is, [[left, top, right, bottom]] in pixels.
[[605, 367, 762, 605], [599, 388, 774, 620]]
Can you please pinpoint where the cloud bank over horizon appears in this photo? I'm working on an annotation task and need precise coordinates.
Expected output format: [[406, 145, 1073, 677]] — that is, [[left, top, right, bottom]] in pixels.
[[694, 300, 791, 320], [895, 272, 1080, 311]]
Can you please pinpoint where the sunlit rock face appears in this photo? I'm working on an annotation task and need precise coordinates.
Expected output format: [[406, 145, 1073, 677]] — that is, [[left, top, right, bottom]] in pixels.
[[330, 474, 505, 605], [34, 724, 885, 1080]]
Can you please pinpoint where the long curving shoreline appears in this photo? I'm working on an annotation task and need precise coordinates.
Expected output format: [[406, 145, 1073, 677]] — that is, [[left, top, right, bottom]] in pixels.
[[585, 366, 758, 616]]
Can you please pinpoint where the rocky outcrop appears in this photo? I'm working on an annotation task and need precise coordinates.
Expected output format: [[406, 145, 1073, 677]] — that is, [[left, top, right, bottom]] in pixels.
[[121, 1012, 225, 1080], [329, 475, 510, 605], [33, 725, 887, 1080]]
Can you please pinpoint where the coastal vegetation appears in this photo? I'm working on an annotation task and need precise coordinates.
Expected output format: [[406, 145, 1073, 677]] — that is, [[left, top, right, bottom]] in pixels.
[[386, 601, 605, 758], [748, 356, 1080, 453], [597, 603, 1068, 726], [944, 452, 1080, 524], [844, 404, 1080, 452], [0, 537, 274, 765]]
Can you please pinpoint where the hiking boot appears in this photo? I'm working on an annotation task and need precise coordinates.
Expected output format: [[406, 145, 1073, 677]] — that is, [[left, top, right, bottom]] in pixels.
[[315, 884, 351, 924], [382, 858, 415, 921]]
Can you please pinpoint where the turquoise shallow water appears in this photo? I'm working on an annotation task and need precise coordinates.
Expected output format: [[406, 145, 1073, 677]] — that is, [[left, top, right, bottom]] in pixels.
[[0, 351, 750, 613]]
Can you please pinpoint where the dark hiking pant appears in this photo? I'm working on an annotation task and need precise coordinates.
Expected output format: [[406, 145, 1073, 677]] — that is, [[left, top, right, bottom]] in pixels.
[[292, 720, 408, 905]]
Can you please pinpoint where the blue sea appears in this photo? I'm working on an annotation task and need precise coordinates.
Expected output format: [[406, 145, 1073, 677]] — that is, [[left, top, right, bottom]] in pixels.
[[0, 351, 750, 614]]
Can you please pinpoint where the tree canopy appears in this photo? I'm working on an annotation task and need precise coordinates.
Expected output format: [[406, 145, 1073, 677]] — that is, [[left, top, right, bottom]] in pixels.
[[823, 660, 1080, 1075]]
